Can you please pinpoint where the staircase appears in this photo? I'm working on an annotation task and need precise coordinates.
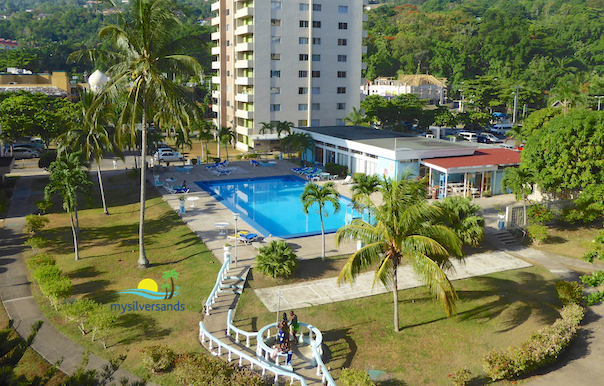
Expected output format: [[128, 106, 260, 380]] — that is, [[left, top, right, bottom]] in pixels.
[[493, 230, 521, 247]]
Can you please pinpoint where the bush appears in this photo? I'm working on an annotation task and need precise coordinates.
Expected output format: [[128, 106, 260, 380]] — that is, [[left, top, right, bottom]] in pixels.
[[255, 240, 298, 279], [24, 236, 48, 254], [26, 253, 56, 271], [583, 250, 604, 263], [586, 291, 604, 306], [38, 151, 57, 170], [556, 281, 584, 305], [24, 214, 49, 234], [141, 344, 175, 373], [39, 276, 72, 311], [62, 299, 98, 335], [561, 199, 604, 225], [483, 303, 584, 381], [33, 264, 62, 283], [581, 271, 604, 287], [339, 368, 375, 386], [449, 367, 472, 386], [174, 352, 268, 386], [527, 204, 553, 224], [527, 224, 548, 245], [325, 162, 348, 177]]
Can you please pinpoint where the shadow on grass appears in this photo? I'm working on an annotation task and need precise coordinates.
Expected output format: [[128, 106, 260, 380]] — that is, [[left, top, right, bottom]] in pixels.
[[115, 313, 172, 345], [72, 279, 112, 296], [322, 327, 357, 370], [544, 235, 567, 245], [85, 289, 119, 304], [68, 265, 103, 279]]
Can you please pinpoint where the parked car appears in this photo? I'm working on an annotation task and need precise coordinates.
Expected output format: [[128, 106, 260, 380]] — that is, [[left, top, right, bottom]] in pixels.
[[477, 133, 502, 144], [489, 124, 515, 135], [13, 143, 44, 151], [12, 148, 40, 159], [154, 150, 184, 163], [457, 131, 478, 142]]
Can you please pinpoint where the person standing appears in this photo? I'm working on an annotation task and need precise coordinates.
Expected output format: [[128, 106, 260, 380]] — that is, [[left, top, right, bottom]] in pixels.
[[289, 310, 300, 344]]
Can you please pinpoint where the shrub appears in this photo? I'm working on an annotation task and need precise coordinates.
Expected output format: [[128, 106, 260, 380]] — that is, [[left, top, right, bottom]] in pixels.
[[325, 162, 348, 177], [174, 352, 268, 386], [26, 253, 56, 271], [24, 236, 48, 254], [583, 250, 604, 263], [339, 368, 375, 386], [255, 240, 298, 279], [212, 157, 221, 163], [586, 291, 604, 306], [527, 204, 553, 224], [24, 214, 49, 234], [556, 281, 584, 305], [35, 199, 52, 214], [273, 154, 279, 159], [140, 344, 175, 373], [33, 264, 62, 283], [581, 271, 604, 287], [89, 306, 117, 349], [561, 199, 604, 225], [39, 276, 72, 311], [38, 150, 57, 170], [62, 299, 98, 335], [527, 224, 548, 245], [449, 367, 472, 386]]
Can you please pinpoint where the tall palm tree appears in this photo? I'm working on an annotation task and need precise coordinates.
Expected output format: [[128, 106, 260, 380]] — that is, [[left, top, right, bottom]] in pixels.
[[301, 182, 341, 261], [217, 126, 235, 161], [335, 175, 463, 332], [58, 90, 115, 215], [174, 127, 192, 165], [351, 173, 379, 223], [434, 196, 485, 247], [259, 122, 273, 159], [297, 132, 314, 162], [70, 0, 203, 268], [276, 120, 293, 155], [344, 107, 370, 126], [196, 121, 214, 163]]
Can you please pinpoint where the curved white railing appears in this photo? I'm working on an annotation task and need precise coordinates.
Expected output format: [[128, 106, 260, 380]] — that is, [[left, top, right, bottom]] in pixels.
[[199, 321, 307, 386], [205, 252, 232, 315], [226, 309, 257, 348], [256, 322, 336, 386]]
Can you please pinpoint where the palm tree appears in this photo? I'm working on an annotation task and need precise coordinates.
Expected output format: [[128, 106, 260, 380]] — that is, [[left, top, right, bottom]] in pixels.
[[58, 90, 115, 215], [218, 126, 235, 161], [344, 107, 369, 126], [297, 132, 314, 162], [434, 196, 485, 247], [196, 121, 214, 163], [259, 122, 274, 159], [69, 0, 203, 268], [276, 120, 293, 155], [162, 269, 180, 299], [174, 127, 192, 165], [351, 173, 379, 223], [301, 182, 341, 261], [335, 175, 463, 332]]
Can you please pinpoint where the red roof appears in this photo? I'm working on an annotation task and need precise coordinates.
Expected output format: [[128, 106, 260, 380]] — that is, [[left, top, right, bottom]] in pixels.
[[423, 148, 520, 170]]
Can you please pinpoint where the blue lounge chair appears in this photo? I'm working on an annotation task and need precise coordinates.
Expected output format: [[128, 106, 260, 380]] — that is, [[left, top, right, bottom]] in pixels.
[[250, 160, 262, 166], [239, 233, 258, 244]]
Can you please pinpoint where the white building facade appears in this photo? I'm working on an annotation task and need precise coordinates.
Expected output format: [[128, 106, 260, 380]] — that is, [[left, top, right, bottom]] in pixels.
[[361, 74, 447, 105], [211, 0, 367, 151]]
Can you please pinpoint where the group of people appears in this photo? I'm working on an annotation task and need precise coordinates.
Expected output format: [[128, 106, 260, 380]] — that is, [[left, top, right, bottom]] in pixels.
[[276, 310, 299, 367]]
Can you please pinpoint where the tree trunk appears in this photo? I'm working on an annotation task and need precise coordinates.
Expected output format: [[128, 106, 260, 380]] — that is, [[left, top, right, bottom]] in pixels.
[[169, 277, 175, 299], [97, 162, 109, 215], [138, 112, 150, 269], [70, 212, 79, 261], [522, 196, 527, 228], [393, 266, 399, 332], [319, 208, 325, 261], [74, 205, 80, 235]]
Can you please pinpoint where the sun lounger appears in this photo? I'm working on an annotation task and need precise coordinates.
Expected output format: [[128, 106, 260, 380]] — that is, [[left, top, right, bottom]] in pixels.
[[211, 169, 232, 176], [173, 188, 189, 194], [227, 231, 248, 242], [250, 160, 261, 166], [340, 175, 353, 185], [239, 233, 258, 244], [206, 162, 220, 170], [292, 166, 312, 174]]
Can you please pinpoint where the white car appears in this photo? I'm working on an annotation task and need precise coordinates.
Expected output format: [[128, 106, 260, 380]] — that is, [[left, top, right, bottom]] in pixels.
[[12, 148, 40, 159], [154, 150, 184, 163]]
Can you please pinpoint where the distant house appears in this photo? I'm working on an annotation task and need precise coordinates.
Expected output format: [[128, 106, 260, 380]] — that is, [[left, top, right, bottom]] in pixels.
[[0, 38, 18, 50], [361, 74, 447, 105], [0, 70, 85, 101]]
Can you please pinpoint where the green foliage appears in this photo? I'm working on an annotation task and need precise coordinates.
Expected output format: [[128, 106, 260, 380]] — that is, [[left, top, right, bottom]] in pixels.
[[583, 250, 604, 263], [255, 240, 298, 279], [555, 281, 584, 305], [88, 306, 117, 349], [32, 264, 62, 283], [527, 204, 553, 224], [301, 181, 341, 260], [434, 196, 485, 247], [527, 224, 548, 245], [174, 352, 268, 386], [324, 163, 348, 177], [140, 344, 175, 373], [62, 299, 98, 335], [448, 367, 472, 386], [39, 276, 72, 311], [585, 291, 604, 306], [561, 198, 604, 225], [483, 304, 584, 381], [24, 214, 49, 234], [581, 271, 604, 287], [339, 368, 375, 386], [0, 319, 44, 386], [26, 253, 56, 271], [24, 236, 48, 254]]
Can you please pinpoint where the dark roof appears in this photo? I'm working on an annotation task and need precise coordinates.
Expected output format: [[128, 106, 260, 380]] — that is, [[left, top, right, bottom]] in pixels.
[[422, 148, 521, 169], [0, 86, 69, 97]]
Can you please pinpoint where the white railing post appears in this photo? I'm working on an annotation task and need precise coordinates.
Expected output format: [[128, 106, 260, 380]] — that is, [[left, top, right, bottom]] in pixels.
[[228, 350, 232, 362], [246, 335, 250, 347]]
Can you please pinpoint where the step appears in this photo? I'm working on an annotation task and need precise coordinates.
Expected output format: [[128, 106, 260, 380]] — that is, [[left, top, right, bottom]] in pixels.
[[221, 284, 244, 290], [218, 289, 242, 295], [494, 231, 520, 246]]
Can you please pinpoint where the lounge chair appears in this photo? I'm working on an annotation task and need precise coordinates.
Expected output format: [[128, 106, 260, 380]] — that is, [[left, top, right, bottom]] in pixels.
[[250, 160, 261, 166], [154, 179, 164, 187], [239, 233, 258, 244], [292, 166, 312, 174], [211, 169, 232, 176], [300, 167, 319, 175], [173, 187, 189, 194], [164, 185, 175, 194], [206, 162, 220, 170], [340, 175, 353, 185], [227, 231, 248, 242]]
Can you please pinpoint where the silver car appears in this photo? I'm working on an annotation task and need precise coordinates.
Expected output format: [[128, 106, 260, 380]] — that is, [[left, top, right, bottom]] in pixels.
[[12, 148, 40, 159]]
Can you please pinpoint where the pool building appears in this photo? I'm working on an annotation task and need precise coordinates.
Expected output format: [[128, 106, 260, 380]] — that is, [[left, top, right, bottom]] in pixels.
[[293, 125, 521, 198]]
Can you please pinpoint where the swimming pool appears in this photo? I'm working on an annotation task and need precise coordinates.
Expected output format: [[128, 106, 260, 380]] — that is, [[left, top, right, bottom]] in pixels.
[[196, 175, 354, 238]]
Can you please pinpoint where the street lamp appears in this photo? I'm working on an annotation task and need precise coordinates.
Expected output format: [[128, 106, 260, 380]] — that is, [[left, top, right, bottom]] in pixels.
[[595, 96, 604, 111], [233, 213, 240, 266]]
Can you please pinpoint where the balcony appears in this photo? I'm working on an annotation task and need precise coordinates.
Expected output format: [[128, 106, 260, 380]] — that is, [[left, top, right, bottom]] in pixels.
[[212, 104, 220, 113], [362, 45, 367, 54], [235, 59, 253, 69], [363, 14, 368, 22], [211, 1, 220, 11], [212, 61, 221, 70], [211, 76, 221, 84], [361, 62, 367, 70], [362, 30, 368, 38], [212, 90, 220, 99], [211, 16, 220, 26], [211, 31, 221, 41], [235, 6, 253, 19], [235, 109, 254, 119], [235, 77, 253, 86], [211, 46, 221, 55], [235, 93, 253, 102], [235, 24, 253, 35], [235, 42, 254, 52]]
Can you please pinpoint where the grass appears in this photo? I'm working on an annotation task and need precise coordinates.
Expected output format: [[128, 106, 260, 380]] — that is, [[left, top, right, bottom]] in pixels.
[[235, 265, 562, 385], [25, 171, 221, 385], [529, 221, 602, 261]]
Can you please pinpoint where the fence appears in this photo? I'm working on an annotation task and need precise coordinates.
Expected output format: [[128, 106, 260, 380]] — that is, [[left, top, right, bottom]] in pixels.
[[506, 199, 573, 229]]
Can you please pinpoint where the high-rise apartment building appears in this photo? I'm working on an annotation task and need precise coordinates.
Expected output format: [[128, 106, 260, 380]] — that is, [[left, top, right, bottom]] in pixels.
[[211, 0, 367, 151]]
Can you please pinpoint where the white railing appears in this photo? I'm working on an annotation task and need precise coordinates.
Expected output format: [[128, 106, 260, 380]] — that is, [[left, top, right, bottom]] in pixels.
[[256, 322, 336, 386], [226, 308, 257, 347], [205, 251, 232, 315], [199, 321, 307, 386]]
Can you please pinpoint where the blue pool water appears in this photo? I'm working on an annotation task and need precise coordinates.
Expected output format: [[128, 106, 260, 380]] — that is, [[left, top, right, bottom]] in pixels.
[[196, 175, 354, 238]]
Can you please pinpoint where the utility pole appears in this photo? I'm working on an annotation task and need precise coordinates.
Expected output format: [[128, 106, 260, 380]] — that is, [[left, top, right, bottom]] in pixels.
[[512, 86, 520, 125]]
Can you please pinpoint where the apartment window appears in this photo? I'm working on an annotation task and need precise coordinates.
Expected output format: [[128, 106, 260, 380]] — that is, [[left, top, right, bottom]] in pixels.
[[338, 39, 347, 46], [271, 1, 282, 9], [312, 71, 320, 78], [313, 3, 321, 11], [299, 54, 309, 61], [336, 118, 345, 126], [298, 119, 308, 126], [298, 104, 308, 111], [226, 55, 230, 61], [226, 24, 230, 31], [337, 87, 346, 93], [312, 103, 320, 111], [271, 53, 281, 60], [271, 70, 281, 78], [338, 55, 347, 62], [312, 87, 320, 94], [337, 71, 347, 78], [338, 5, 348, 13], [299, 37, 309, 44], [312, 54, 320, 61], [312, 38, 321, 45], [226, 40, 230, 46], [226, 85, 230, 92], [338, 22, 348, 29], [271, 36, 281, 44], [226, 9, 230, 15], [299, 70, 308, 78], [226, 70, 230, 76], [311, 119, 320, 127], [299, 3, 309, 10], [299, 87, 308, 94], [271, 87, 281, 94], [271, 19, 281, 26], [300, 20, 309, 27], [226, 100, 230, 107], [337, 103, 346, 110], [312, 21, 321, 28], [270, 104, 281, 111]]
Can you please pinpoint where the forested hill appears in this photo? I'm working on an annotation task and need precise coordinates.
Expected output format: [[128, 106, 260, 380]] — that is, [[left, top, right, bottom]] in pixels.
[[365, 0, 604, 93]]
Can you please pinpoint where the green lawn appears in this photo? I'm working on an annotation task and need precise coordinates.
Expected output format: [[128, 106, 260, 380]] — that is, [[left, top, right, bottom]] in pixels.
[[235, 265, 562, 385], [530, 222, 602, 261], [26, 171, 220, 384]]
